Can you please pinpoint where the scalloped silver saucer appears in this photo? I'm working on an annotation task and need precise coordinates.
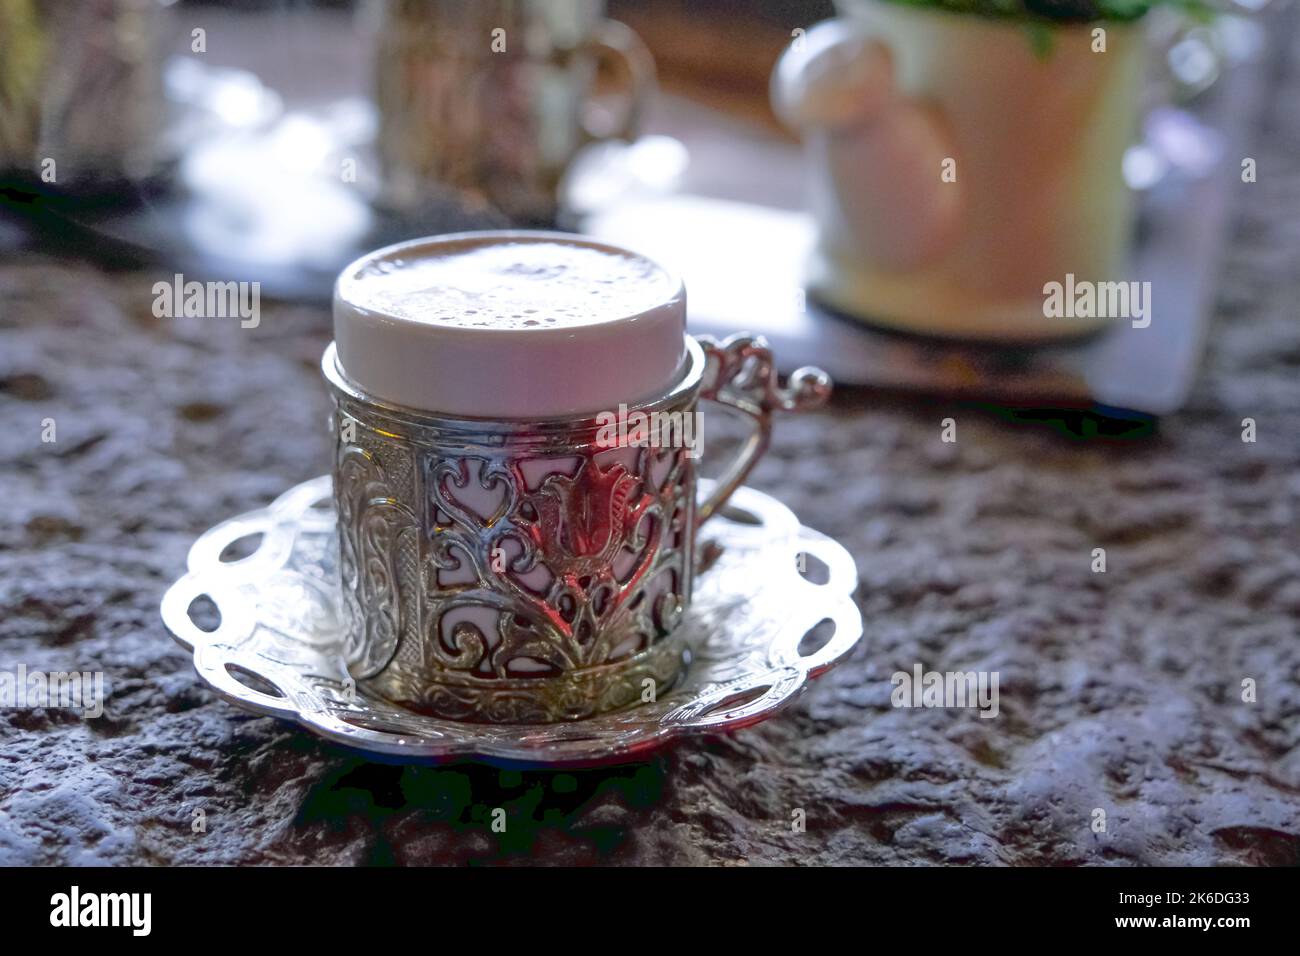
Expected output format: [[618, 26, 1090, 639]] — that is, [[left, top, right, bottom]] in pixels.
[[160, 476, 862, 766]]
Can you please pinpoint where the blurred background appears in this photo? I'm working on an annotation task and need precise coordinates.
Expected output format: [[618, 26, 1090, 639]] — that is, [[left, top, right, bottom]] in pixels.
[[3, 0, 1299, 867], [2, 0, 1284, 413]]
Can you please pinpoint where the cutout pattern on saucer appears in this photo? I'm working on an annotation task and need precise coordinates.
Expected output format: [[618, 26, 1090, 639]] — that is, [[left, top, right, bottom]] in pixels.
[[161, 476, 862, 765]]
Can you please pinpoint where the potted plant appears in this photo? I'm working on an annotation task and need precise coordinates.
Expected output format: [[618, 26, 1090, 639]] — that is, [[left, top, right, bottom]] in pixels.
[[773, 0, 1216, 341]]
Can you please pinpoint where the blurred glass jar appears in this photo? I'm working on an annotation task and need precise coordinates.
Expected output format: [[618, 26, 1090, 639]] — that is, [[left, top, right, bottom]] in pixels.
[[0, 0, 170, 189], [369, 0, 655, 224]]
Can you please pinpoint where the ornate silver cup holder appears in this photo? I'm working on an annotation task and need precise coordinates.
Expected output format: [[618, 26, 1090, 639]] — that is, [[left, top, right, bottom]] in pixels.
[[161, 475, 862, 766]]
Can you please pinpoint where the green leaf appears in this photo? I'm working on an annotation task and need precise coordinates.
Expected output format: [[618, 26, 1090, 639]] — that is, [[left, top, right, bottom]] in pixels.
[[1025, 21, 1056, 59]]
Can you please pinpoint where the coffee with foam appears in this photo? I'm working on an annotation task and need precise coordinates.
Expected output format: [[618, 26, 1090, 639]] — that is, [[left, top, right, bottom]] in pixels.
[[349, 239, 677, 331], [333, 232, 687, 418]]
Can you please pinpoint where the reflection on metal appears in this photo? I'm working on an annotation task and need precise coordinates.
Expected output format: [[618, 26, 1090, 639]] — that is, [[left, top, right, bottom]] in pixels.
[[160, 475, 863, 765], [320, 335, 829, 723]]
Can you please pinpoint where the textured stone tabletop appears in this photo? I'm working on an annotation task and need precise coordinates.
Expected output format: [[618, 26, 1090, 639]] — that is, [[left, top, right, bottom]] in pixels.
[[3, 29, 1299, 870]]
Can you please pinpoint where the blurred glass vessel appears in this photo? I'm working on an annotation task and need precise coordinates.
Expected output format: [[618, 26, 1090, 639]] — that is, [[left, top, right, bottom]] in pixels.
[[0, 0, 169, 189], [370, 0, 654, 224]]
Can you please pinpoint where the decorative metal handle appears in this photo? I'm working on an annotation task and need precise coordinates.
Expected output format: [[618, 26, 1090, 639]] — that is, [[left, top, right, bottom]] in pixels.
[[695, 334, 832, 528]]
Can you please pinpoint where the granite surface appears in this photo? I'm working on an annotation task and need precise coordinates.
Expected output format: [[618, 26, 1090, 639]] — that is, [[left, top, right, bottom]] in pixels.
[[2, 29, 1299, 869]]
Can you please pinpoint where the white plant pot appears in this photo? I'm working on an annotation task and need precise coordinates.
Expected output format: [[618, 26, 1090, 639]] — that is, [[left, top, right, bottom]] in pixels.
[[773, 0, 1147, 342]]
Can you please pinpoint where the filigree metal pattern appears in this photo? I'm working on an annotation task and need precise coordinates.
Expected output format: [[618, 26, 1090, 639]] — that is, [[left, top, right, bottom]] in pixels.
[[328, 369, 696, 724], [160, 476, 863, 766], [695, 334, 832, 526], [321, 335, 830, 724]]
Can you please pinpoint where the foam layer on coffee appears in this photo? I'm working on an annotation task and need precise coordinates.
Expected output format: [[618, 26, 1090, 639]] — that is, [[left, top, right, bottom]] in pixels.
[[348, 239, 676, 330], [333, 233, 687, 418]]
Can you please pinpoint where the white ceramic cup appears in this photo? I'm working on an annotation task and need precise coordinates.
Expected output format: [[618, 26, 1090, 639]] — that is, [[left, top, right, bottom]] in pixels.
[[333, 232, 687, 419], [773, 0, 1147, 342]]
